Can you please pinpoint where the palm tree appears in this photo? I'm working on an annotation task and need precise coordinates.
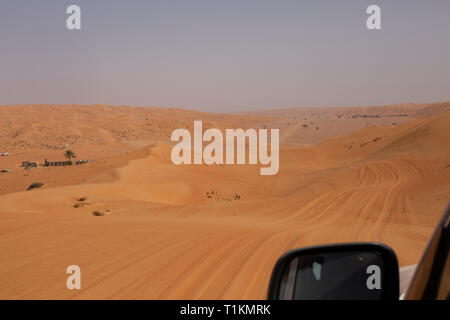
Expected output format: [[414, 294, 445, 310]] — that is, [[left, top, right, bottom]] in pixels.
[[64, 150, 76, 163]]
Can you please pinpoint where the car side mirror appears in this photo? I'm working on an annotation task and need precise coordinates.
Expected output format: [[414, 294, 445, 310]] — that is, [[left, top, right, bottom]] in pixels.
[[267, 242, 399, 300]]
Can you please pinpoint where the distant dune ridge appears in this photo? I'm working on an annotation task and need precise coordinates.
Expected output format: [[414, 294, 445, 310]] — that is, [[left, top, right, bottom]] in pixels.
[[0, 101, 449, 299]]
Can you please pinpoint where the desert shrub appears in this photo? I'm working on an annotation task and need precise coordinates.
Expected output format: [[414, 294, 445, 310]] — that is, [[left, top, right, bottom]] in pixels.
[[93, 210, 104, 216], [78, 197, 87, 202], [27, 182, 44, 191]]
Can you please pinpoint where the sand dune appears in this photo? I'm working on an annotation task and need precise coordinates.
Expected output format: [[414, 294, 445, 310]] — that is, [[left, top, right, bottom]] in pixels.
[[0, 103, 449, 299]]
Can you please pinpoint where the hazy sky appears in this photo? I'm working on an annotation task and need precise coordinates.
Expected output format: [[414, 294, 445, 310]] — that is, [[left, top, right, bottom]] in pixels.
[[1, 0, 449, 112]]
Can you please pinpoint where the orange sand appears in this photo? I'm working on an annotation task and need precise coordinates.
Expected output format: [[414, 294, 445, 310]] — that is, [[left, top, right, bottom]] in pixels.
[[0, 103, 449, 299]]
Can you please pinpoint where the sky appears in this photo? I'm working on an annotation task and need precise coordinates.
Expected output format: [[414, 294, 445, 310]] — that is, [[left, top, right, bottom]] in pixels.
[[1, 0, 449, 112]]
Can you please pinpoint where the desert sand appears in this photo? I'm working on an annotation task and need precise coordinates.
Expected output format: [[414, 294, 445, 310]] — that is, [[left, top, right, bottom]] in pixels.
[[0, 102, 449, 299]]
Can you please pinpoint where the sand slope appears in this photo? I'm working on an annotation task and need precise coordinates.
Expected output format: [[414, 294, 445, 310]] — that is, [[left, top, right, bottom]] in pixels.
[[0, 105, 449, 299]]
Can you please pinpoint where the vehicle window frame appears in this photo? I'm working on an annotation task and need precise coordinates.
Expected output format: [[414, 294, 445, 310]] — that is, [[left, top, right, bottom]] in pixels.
[[405, 203, 450, 300]]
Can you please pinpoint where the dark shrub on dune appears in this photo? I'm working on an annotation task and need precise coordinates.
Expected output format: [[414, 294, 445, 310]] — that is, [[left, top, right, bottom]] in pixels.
[[27, 182, 44, 191]]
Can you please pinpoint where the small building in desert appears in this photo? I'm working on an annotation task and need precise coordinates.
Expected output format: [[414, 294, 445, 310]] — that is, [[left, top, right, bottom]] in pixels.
[[22, 161, 39, 169], [44, 159, 71, 167], [75, 159, 94, 165], [43, 158, 94, 167]]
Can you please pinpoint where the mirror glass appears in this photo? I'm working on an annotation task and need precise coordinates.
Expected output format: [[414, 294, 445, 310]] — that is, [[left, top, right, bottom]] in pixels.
[[278, 250, 385, 300]]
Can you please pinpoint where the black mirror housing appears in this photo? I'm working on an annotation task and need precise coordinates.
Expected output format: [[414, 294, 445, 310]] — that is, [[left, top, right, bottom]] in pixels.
[[268, 242, 399, 300]]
